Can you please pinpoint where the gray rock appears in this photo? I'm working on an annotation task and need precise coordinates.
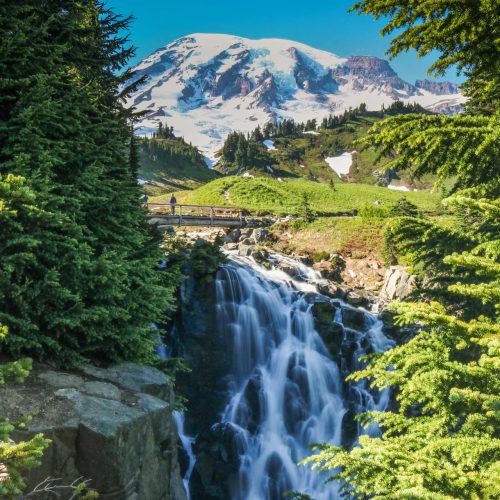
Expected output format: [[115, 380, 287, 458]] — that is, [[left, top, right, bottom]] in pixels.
[[379, 266, 416, 302], [276, 261, 300, 278], [54, 388, 82, 400], [39, 371, 84, 389], [224, 242, 239, 251], [3, 362, 186, 500], [81, 362, 170, 399], [225, 229, 240, 242], [249, 249, 268, 262], [251, 228, 268, 243], [81, 380, 122, 401], [346, 291, 368, 307], [239, 228, 253, 239], [238, 244, 253, 256], [316, 280, 340, 298]]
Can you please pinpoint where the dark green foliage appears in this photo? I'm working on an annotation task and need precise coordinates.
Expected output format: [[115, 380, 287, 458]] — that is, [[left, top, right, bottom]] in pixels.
[[319, 102, 428, 131], [219, 131, 273, 172], [301, 193, 315, 222], [351, 0, 500, 190], [187, 236, 227, 287], [138, 122, 217, 188], [389, 197, 419, 217], [356, 113, 500, 189], [154, 121, 176, 139], [384, 190, 499, 318], [351, 0, 499, 113], [0, 1, 177, 366]]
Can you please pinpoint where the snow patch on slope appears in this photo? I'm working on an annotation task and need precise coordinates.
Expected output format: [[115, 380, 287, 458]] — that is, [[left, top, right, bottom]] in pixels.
[[325, 152, 353, 176]]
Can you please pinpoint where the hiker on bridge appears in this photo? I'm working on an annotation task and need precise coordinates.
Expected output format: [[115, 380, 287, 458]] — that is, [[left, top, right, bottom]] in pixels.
[[169, 193, 177, 215], [142, 194, 149, 206]]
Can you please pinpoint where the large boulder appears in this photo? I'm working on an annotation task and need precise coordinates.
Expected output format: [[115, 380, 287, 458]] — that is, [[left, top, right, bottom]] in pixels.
[[250, 228, 268, 244], [2, 363, 186, 500], [379, 266, 416, 303]]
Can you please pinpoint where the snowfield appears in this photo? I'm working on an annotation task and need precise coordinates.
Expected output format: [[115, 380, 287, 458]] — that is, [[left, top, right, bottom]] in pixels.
[[388, 184, 411, 192], [325, 152, 354, 176]]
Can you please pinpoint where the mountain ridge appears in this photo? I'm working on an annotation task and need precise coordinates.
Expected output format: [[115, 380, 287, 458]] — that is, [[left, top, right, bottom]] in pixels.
[[127, 33, 465, 160]]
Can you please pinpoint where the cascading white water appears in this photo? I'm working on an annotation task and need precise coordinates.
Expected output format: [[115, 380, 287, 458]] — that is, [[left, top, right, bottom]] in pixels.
[[173, 411, 196, 500], [210, 254, 393, 499]]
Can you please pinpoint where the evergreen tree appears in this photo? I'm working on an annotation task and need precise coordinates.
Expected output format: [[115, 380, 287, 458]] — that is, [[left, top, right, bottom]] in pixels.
[[0, 1, 177, 365], [129, 126, 141, 178], [303, 196, 500, 499], [304, 2, 500, 497], [389, 197, 419, 217], [351, 0, 499, 190], [0, 175, 50, 497]]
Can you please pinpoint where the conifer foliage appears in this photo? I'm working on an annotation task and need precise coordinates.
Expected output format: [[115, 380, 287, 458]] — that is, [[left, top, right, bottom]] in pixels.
[[0, 2, 176, 366], [304, 1, 500, 497], [351, 0, 500, 190], [0, 178, 50, 496], [0, 343, 49, 497], [304, 194, 500, 498]]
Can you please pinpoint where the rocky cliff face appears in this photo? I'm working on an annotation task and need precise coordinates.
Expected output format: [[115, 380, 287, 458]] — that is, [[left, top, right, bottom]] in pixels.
[[416, 79, 461, 95], [2, 363, 185, 500], [127, 34, 465, 159]]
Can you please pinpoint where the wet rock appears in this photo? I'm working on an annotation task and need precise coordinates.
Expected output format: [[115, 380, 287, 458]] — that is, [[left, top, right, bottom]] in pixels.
[[341, 408, 359, 449], [316, 280, 340, 298], [250, 228, 268, 243], [341, 307, 366, 330], [292, 254, 313, 266], [238, 244, 253, 256], [313, 260, 337, 280], [239, 370, 263, 433], [191, 423, 243, 499], [346, 290, 369, 307], [312, 301, 336, 326], [225, 228, 241, 243], [275, 261, 301, 278], [249, 248, 269, 263], [223, 242, 239, 251], [322, 322, 345, 356]]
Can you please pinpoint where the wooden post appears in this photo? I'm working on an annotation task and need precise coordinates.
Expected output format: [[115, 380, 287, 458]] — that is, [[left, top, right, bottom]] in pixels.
[[239, 210, 243, 226], [179, 205, 182, 226], [210, 207, 214, 226]]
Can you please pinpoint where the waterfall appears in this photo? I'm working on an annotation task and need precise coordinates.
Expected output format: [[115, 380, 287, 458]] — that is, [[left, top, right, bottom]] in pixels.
[[207, 254, 394, 499], [173, 411, 196, 500]]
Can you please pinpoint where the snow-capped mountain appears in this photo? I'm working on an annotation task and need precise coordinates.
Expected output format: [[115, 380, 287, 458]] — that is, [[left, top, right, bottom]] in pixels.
[[128, 33, 465, 160]]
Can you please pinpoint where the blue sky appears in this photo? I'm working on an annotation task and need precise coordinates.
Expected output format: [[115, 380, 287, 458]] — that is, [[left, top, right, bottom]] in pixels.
[[106, 0, 461, 83]]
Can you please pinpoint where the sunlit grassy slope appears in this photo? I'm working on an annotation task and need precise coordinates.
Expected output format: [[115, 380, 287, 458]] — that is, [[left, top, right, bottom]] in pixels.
[[152, 177, 441, 216]]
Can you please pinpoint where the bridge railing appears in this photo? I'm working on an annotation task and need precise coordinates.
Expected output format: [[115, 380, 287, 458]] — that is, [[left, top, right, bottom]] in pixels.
[[147, 203, 243, 225]]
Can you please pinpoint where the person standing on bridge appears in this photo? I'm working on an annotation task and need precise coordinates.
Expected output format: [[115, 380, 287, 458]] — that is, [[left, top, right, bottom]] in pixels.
[[169, 193, 177, 215]]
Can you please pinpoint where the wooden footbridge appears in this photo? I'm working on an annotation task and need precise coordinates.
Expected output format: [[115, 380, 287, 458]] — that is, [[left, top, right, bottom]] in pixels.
[[147, 203, 245, 227]]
